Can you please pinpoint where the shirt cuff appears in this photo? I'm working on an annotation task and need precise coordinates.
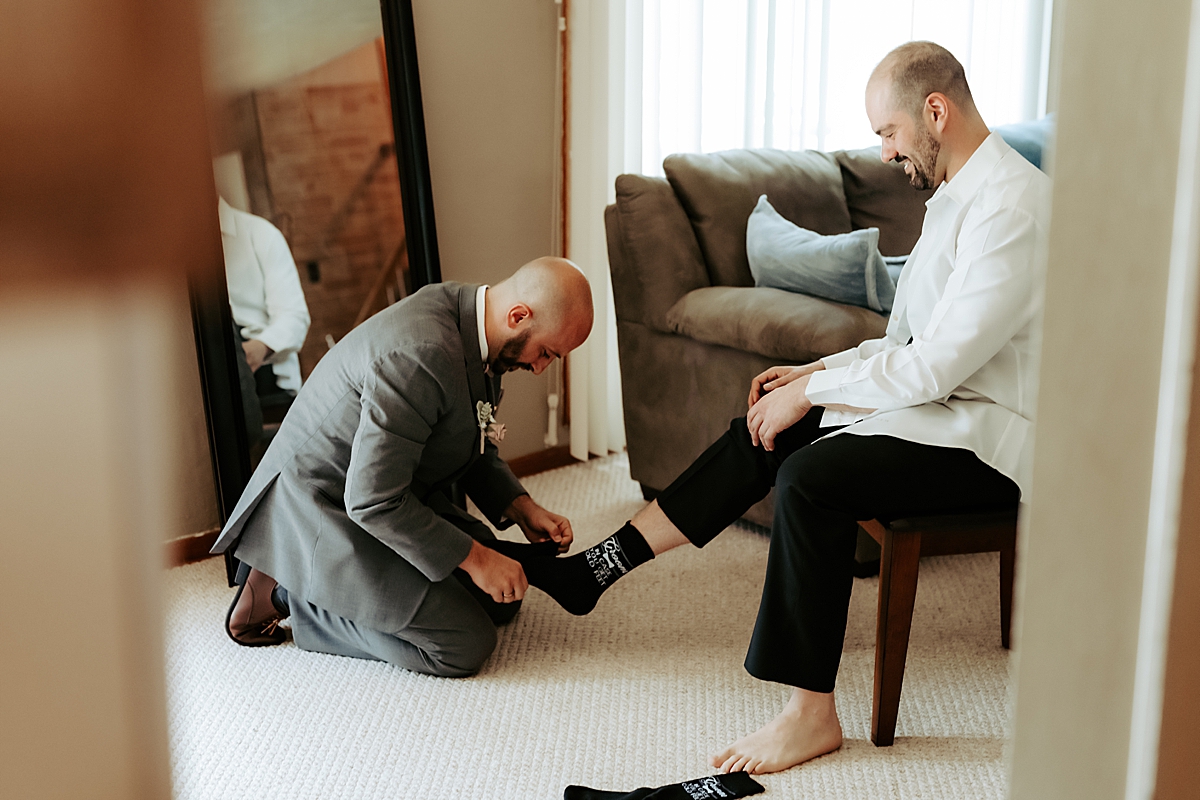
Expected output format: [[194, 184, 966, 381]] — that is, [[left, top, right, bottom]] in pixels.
[[805, 365, 849, 405], [818, 408, 865, 427], [819, 349, 859, 370], [255, 329, 300, 360]]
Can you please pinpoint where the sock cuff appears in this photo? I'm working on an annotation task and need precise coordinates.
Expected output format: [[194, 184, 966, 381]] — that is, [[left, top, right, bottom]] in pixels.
[[614, 522, 654, 567]]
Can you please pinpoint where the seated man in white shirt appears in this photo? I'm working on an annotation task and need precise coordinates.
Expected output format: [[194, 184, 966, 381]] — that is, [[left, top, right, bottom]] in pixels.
[[490, 41, 1052, 774], [219, 197, 311, 440]]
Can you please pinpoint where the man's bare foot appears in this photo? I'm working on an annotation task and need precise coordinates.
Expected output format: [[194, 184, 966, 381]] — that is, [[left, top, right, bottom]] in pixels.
[[710, 688, 843, 774]]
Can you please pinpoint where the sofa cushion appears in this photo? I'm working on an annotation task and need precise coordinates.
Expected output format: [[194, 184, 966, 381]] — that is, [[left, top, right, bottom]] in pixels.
[[835, 147, 932, 257], [665, 286, 887, 364], [608, 174, 711, 331], [663, 149, 853, 289], [747, 195, 896, 313]]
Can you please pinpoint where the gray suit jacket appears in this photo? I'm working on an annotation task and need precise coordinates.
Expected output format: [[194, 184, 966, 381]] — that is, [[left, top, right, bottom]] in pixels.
[[210, 282, 527, 633]]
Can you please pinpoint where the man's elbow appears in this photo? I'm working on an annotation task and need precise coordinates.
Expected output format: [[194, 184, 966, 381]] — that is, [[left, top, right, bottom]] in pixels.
[[345, 492, 410, 529]]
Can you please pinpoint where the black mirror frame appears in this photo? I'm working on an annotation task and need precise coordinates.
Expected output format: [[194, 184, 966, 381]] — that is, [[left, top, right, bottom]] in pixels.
[[191, 0, 442, 585]]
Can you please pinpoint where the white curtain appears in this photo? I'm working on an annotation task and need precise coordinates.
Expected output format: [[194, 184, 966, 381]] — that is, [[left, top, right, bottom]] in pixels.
[[567, 0, 636, 460], [566, 0, 1052, 459], [639, 0, 1054, 176]]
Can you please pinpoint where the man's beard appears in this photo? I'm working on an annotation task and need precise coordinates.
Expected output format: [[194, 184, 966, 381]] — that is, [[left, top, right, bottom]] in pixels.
[[490, 329, 533, 374], [899, 126, 941, 190]]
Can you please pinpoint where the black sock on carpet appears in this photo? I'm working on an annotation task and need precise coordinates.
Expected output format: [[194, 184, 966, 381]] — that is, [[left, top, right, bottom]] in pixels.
[[564, 771, 764, 800], [483, 522, 654, 616]]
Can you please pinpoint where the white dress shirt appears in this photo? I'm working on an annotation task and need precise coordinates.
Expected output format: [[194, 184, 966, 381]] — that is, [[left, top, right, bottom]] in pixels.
[[805, 134, 1051, 500], [476, 284, 490, 364], [219, 198, 311, 393]]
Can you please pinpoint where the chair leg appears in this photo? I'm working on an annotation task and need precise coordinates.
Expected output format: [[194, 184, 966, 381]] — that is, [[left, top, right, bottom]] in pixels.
[[872, 529, 921, 747], [1000, 544, 1015, 649]]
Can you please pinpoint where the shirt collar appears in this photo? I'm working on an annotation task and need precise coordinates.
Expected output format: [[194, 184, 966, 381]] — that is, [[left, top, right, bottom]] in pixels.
[[217, 197, 237, 236], [476, 284, 490, 365], [927, 132, 1011, 208]]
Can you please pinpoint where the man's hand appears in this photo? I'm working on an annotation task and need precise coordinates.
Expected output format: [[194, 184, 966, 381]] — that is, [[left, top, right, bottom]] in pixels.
[[747, 372, 815, 451], [748, 361, 826, 408], [242, 339, 274, 373], [459, 540, 528, 603], [504, 493, 574, 553]]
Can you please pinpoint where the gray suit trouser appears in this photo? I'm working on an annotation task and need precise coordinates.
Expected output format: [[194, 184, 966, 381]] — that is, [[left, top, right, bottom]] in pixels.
[[281, 513, 520, 678]]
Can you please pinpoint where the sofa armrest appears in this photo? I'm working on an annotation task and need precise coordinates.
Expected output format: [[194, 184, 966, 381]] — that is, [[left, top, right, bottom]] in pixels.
[[607, 174, 710, 332]]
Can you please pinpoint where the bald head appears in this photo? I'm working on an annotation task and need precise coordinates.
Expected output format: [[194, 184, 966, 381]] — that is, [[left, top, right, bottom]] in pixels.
[[869, 41, 976, 122], [865, 41, 991, 190], [501, 256, 593, 340], [485, 256, 593, 375]]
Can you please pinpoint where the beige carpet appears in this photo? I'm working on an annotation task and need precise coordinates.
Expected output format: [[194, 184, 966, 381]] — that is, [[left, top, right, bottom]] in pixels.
[[164, 454, 1012, 799]]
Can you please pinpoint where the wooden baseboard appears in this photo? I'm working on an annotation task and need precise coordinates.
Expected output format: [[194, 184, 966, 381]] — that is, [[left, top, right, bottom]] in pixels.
[[167, 527, 221, 567], [507, 445, 580, 478]]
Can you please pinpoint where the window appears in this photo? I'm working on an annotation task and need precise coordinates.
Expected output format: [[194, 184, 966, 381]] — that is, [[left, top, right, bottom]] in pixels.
[[639, 0, 1053, 175]]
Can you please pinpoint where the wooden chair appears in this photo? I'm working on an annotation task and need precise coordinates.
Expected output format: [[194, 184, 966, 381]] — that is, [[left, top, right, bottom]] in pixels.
[[858, 509, 1019, 746]]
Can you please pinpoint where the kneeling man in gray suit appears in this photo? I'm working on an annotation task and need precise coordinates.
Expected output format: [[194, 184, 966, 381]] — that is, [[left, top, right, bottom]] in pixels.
[[210, 257, 594, 677]]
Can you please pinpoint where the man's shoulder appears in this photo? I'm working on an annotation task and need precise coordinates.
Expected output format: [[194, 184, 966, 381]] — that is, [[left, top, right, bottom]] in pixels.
[[976, 151, 1052, 221], [227, 206, 286, 241], [340, 282, 468, 365], [384, 282, 466, 339], [404, 281, 469, 314]]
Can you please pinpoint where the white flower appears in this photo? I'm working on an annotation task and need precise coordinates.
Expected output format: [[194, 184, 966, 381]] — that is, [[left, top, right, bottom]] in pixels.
[[475, 400, 507, 453], [476, 401, 498, 453]]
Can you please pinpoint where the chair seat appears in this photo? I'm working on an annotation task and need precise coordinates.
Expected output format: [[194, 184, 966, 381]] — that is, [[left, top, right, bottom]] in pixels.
[[883, 509, 1018, 532], [862, 509, 1018, 557]]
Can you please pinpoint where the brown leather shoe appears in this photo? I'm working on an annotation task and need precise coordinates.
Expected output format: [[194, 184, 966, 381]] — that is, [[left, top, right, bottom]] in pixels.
[[225, 567, 288, 647]]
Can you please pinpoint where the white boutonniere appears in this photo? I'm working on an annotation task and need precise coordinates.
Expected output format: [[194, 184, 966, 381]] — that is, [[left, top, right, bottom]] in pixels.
[[476, 400, 506, 453]]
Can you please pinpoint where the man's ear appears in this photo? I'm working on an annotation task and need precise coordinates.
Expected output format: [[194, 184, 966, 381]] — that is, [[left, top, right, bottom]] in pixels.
[[506, 303, 532, 330], [925, 92, 950, 134]]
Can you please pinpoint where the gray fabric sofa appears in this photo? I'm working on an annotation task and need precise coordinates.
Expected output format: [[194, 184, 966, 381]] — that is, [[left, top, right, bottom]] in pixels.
[[606, 146, 931, 529]]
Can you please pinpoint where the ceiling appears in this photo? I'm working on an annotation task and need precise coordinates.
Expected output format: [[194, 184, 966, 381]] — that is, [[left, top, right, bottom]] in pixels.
[[203, 0, 383, 95]]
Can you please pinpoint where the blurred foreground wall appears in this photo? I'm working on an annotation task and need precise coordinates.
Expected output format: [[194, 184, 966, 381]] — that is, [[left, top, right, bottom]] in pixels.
[[0, 0, 222, 796]]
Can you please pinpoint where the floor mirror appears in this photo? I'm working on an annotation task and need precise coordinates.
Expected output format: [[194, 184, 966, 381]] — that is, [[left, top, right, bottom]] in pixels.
[[190, 0, 441, 585]]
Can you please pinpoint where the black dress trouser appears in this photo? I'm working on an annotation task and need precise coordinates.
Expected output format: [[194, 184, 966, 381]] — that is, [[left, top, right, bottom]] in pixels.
[[656, 412, 1019, 693]]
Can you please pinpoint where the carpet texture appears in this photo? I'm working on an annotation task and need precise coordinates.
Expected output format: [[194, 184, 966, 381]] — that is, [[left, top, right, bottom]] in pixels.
[[165, 454, 1011, 799]]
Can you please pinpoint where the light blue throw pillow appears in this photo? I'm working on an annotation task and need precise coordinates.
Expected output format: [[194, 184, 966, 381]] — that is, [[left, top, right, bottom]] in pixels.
[[993, 114, 1054, 171], [746, 195, 896, 314], [882, 255, 907, 285]]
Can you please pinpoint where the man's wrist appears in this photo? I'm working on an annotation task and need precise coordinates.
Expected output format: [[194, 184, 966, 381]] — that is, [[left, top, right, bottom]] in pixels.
[[797, 373, 816, 407], [459, 538, 484, 572], [504, 493, 534, 523]]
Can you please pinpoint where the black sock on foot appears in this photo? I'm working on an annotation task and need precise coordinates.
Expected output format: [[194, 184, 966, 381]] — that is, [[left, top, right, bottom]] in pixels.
[[586, 522, 655, 588], [484, 522, 654, 616]]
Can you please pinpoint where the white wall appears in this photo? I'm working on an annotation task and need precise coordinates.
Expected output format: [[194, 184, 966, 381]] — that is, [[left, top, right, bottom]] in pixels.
[[413, 0, 568, 459], [0, 0, 217, 793]]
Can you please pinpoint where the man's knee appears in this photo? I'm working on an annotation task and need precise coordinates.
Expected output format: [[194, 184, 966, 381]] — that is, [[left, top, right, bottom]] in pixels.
[[421, 621, 497, 678], [775, 447, 843, 508], [717, 416, 762, 461], [727, 415, 752, 443]]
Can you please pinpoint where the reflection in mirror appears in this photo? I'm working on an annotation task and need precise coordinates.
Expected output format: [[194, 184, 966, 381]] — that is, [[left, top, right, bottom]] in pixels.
[[205, 36, 411, 465]]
